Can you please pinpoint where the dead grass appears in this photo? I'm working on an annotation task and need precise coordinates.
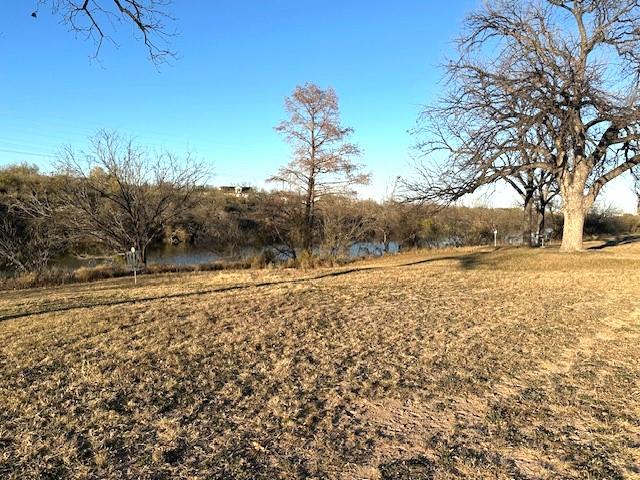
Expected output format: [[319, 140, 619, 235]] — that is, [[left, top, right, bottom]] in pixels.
[[1, 243, 639, 479], [0, 258, 260, 291], [0, 250, 356, 292]]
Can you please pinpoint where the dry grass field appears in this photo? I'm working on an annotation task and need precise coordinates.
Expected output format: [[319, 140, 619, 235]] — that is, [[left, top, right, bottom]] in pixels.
[[1, 242, 640, 479]]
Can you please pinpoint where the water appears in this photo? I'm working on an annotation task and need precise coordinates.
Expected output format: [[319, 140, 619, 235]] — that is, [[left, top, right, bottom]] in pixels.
[[348, 241, 400, 257], [150, 242, 402, 265], [53, 241, 403, 270], [147, 246, 221, 266], [54, 253, 119, 270]]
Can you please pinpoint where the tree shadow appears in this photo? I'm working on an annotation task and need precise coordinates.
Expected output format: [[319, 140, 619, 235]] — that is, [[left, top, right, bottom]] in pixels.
[[456, 250, 495, 270], [380, 249, 499, 271], [588, 235, 640, 250]]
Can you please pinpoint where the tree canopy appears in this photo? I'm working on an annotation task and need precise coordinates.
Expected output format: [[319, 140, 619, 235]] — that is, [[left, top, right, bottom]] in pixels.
[[269, 83, 369, 253], [409, 0, 640, 251]]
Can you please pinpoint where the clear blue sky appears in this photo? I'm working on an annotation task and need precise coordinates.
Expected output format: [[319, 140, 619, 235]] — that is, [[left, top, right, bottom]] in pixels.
[[0, 1, 636, 210]]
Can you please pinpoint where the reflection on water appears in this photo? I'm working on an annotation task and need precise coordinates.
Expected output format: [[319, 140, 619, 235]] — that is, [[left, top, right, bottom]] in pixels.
[[348, 241, 400, 257], [54, 241, 402, 270], [147, 246, 221, 266], [54, 254, 119, 270], [149, 242, 401, 265]]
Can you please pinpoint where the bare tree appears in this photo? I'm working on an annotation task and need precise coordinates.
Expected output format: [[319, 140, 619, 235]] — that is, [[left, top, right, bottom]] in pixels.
[[504, 170, 559, 246], [57, 130, 207, 265], [0, 212, 63, 273], [256, 191, 304, 259], [376, 175, 403, 252], [320, 195, 374, 258], [268, 83, 369, 254], [0, 166, 67, 273], [32, 0, 175, 64], [405, 161, 558, 246], [409, 0, 640, 251], [406, 120, 559, 246]]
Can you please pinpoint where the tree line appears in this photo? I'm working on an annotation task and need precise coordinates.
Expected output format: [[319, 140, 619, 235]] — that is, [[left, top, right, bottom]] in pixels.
[[16, 1, 640, 257], [3, 78, 640, 277], [0, 157, 505, 274], [1, 161, 637, 277]]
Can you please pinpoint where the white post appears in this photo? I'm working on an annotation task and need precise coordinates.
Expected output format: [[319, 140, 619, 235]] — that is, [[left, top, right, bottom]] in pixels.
[[131, 247, 137, 285], [493, 229, 498, 247]]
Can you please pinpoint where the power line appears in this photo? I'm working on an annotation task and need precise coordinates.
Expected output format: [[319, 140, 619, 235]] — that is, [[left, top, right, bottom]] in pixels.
[[0, 138, 61, 152], [4, 111, 192, 143], [0, 148, 57, 159]]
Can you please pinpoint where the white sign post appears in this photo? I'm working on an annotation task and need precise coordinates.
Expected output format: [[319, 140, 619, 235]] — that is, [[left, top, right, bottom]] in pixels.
[[131, 247, 137, 284], [493, 228, 498, 247], [125, 247, 139, 285]]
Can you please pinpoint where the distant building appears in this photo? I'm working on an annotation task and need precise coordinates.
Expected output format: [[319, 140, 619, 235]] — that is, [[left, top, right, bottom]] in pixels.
[[219, 186, 254, 198]]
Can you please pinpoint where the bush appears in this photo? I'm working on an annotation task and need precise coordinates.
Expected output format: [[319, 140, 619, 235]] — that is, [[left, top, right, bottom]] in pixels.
[[73, 265, 125, 283], [248, 250, 272, 269], [584, 210, 640, 237], [297, 251, 319, 269]]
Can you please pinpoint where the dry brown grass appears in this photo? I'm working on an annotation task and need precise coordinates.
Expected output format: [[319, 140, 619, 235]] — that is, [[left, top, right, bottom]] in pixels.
[[1, 242, 639, 479]]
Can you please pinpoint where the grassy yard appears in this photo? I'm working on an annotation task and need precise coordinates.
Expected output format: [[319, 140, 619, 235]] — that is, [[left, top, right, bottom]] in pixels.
[[1, 243, 639, 479]]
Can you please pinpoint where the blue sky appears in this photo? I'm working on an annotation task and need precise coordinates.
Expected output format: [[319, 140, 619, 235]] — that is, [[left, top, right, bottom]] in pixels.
[[0, 1, 636, 211]]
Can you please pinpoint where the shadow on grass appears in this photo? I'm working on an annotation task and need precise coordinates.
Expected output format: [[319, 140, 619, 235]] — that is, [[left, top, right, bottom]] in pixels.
[[457, 250, 496, 270], [0, 249, 500, 322], [588, 235, 640, 250]]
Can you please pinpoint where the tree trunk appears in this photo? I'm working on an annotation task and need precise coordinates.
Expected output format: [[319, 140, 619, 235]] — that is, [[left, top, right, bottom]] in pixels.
[[302, 212, 313, 255], [560, 206, 585, 251], [537, 204, 547, 246], [132, 236, 147, 267], [302, 131, 318, 256], [522, 191, 536, 247], [559, 164, 594, 252], [560, 183, 592, 252], [303, 179, 315, 255]]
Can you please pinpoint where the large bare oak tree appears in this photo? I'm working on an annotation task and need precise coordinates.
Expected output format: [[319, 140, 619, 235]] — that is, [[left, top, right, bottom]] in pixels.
[[410, 0, 640, 251], [268, 83, 369, 254]]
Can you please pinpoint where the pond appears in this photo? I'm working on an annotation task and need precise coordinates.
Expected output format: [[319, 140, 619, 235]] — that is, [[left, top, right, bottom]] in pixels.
[[53, 241, 402, 270], [149, 242, 402, 265], [147, 245, 223, 266]]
